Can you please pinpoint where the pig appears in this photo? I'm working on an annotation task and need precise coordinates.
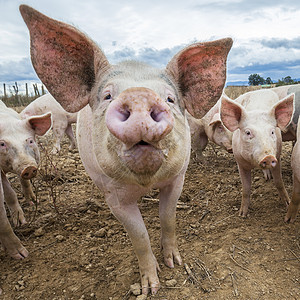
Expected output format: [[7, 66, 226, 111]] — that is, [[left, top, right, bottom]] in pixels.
[[285, 117, 300, 223], [21, 94, 78, 153], [187, 97, 233, 160], [20, 5, 232, 295], [220, 89, 294, 217], [0, 100, 51, 259], [272, 83, 300, 142]]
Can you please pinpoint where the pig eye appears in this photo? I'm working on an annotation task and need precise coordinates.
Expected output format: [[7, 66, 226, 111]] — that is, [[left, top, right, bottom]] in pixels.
[[26, 138, 35, 145], [271, 129, 275, 135], [0, 141, 6, 149], [104, 94, 112, 101], [245, 129, 252, 137], [167, 96, 174, 103]]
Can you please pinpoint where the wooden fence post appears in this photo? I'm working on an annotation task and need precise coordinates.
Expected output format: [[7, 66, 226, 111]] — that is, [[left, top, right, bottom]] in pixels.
[[3, 83, 7, 99]]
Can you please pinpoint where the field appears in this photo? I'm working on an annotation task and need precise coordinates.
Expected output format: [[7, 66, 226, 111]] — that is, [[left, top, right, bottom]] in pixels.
[[0, 88, 299, 299]]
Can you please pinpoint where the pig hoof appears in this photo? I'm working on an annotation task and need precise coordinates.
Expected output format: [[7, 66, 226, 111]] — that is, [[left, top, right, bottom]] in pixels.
[[10, 246, 29, 260], [238, 210, 248, 218]]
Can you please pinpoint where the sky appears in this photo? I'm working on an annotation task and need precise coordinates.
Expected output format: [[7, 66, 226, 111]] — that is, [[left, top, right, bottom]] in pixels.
[[0, 0, 300, 95]]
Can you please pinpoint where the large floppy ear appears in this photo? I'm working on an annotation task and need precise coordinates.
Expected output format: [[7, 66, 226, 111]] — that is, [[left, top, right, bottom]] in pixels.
[[26, 112, 52, 136], [19, 5, 110, 113], [220, 94, 245, 132], [270, 93, 295, 131], [166, 38, 233, 119]]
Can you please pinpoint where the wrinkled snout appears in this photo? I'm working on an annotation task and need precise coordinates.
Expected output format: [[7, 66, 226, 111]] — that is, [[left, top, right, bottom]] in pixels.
[[21, 166, 38, 179], [259, 155, 277, 169], [105, 88, 174, 146]]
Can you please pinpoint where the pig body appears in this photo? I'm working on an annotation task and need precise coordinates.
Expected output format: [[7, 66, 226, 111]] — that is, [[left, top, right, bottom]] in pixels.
[[221, 90, 294, 217], [21, 94, 77, 153], [0, 100, 51, 259], [20, 5, 232, 295], [285, 117, 300, 223], [187, 97, 233, 160]]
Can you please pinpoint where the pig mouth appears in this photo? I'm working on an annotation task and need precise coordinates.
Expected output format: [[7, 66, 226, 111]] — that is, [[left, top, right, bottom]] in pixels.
[[120, 140, 167, 175]]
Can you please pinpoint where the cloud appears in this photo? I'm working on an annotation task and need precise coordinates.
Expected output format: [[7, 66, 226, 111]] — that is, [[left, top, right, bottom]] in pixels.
[[261, 37, 300, 49], [0, 58, 38, 82]]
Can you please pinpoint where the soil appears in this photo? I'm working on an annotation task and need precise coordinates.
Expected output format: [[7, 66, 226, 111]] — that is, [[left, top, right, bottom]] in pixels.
[[0, 132, 299, 300]]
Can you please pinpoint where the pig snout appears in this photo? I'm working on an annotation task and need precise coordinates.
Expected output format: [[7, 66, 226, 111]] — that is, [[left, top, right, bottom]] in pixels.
[[259, 155, 277, 169], [21, 166, 38, 179], [105, 88, 174, 146]]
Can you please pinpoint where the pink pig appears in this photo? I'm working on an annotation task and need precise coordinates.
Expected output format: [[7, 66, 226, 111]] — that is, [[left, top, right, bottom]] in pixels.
[[20, 5, 232, 294], [187, 97, 233, 160], [221, 89, 294, 217], [21, 94, 77, 153], [0, 100, 51, 259]]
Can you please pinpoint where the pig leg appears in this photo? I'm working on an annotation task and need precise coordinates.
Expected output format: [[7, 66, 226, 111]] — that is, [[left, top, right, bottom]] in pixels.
[[0, 176, 28, 259], [1, 172, 26, 226], [238, 165, 252, 217], [65, 124, 77, 150], [20, 178, 36, 204], [285, 174, 300, 223], [159, 175, 183, 268], [106, 188, 160, 295], [51, 121, 67, 153], [271, 161, 290, 206]]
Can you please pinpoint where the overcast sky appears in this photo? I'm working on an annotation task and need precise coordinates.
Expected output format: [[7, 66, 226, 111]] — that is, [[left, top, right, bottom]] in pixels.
[[1, 0, 300, 94]]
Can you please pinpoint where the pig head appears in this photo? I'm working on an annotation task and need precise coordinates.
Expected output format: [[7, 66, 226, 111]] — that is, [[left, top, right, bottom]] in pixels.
[[20, 4, 232, 295], [221, 90, 294, 217]]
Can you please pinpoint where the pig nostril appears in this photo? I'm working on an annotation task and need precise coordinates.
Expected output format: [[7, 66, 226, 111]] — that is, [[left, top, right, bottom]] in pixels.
[[150, 109, 164, 122], [118, 107, 130, 122]]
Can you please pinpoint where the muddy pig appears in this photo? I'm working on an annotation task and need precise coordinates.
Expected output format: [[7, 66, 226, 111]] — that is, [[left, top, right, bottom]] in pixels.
[[21, 94, 77, 153], [220, 89, 294, 217], [187, 96, 233, 160], [0, 100, 51, 258], [20, 5, 232, 294], [285, 117, 300, 223]]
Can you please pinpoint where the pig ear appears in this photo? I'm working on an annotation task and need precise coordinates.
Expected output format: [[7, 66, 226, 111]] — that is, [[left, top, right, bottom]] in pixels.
[[220, 95, 245, 132], [208, 113, 222, 126], [166, 38, 233, 119], [271, 93, 295, 131], [27, 112, 52, 136], [19, 5, 110, 113]]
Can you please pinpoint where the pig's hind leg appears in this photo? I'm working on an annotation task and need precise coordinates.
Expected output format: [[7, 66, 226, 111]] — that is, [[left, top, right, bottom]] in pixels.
[[65, 124, 77, 150], [1, 172, 26, 226]]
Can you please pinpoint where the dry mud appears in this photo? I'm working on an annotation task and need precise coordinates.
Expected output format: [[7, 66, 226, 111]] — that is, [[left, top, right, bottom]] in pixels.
[[0, 132, 299, 300]]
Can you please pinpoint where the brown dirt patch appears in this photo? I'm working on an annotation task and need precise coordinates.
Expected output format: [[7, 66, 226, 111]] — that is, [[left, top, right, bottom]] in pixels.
[[0, 133, 299, 300]]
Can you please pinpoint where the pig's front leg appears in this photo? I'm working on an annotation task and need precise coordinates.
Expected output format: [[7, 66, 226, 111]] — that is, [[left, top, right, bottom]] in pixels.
[[0, 177, 28, 259], [271, 160, 290, 206], [1, 173, 26, 226], [20, 178, 36, 205], [238, 165, 252, 217], [106, 188, 160, 295], [159, 174, 183, 268]]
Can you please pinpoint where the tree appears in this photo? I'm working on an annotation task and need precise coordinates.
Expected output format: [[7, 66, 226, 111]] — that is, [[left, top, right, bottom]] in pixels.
[[248, 73, 265, 86], [265, 77, 273, 84]]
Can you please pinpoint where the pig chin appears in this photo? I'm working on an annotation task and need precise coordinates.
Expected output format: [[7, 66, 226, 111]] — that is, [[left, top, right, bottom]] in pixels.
[[120, 142, 166, 175]]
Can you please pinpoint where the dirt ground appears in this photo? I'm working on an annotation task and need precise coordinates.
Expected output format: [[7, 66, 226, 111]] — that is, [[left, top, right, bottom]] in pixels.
[[0, 130, 299, 300]]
